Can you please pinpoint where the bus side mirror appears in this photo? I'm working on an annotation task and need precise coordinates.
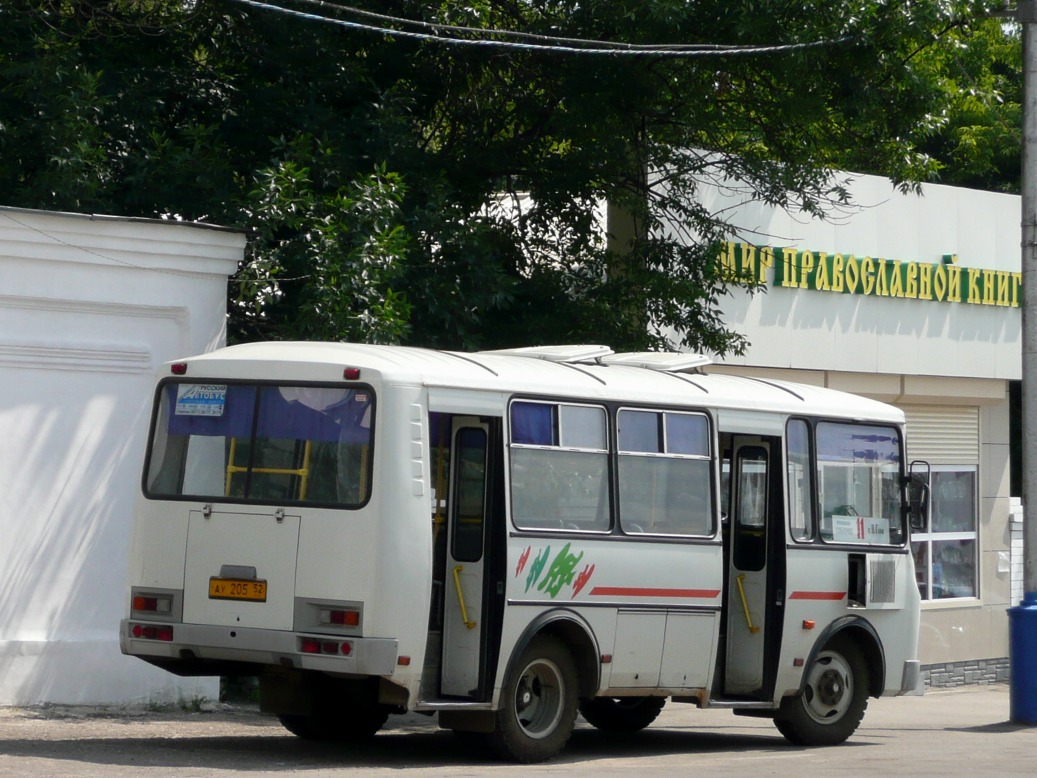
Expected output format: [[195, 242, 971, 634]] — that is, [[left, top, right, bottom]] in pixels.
[[905, 460, 931, 532]]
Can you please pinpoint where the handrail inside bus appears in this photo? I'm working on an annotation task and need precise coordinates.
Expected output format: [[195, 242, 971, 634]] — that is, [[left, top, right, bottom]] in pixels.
[[452, 566, 477, 630], [225, 438, 313, 500], [736, 573, 761, 634]]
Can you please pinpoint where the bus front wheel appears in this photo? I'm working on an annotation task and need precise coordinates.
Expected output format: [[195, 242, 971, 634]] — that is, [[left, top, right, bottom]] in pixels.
[[491, 634, 578, 762], [774, 637, 869, 746], [579, 696, 666, 732]]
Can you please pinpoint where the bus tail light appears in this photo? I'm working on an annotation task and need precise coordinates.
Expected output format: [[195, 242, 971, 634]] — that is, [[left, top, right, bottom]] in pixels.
[[132, 595, 172, 615], [130, 623, 174, 642], [299, 637, 353, 656], [343, 367, 361, 380], [171, 363, 188, 375], [320, 608, 360, 627]]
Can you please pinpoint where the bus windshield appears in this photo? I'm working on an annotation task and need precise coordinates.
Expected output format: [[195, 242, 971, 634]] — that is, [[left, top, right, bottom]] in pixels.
[[816, 421, 904, 545], [144, 381, 374, 507]]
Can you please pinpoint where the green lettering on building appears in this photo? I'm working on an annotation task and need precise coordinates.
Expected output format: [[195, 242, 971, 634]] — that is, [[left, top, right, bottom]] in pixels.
[[719, 242, 1021, 309]]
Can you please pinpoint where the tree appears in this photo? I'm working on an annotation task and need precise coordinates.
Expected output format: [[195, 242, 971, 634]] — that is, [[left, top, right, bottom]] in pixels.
[[0, 1, 1013, 353], [917, 15, 1022, 193]]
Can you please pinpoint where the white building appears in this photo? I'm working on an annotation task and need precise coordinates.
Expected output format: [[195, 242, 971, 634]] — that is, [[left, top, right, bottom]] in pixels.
[[675, 174, 1020, 685], [0, 206, 243, 705]]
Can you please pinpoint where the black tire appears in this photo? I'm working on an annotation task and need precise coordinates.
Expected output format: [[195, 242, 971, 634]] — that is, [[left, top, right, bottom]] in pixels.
[[490, 634, 579, 763], [579, 696, 666, 733], [774, 637, 869, 746], [278, 704, 389, 742]]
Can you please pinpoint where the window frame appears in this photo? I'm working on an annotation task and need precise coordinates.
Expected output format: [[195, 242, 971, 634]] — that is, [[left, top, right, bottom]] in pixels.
[[786, 418, 815, 542], [142, 378, 376, 510], [911, 464, 979, 601], [507, 399, 612, 533], [616, 406, 714, 538], [786, 418, 908, 548]]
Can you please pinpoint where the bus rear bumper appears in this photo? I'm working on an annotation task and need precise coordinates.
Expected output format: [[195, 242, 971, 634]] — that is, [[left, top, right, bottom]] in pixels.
[[120, 619, 398, 677]]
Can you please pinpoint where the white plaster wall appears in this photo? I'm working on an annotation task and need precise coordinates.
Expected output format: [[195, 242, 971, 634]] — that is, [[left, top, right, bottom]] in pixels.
[[0, 207, 244, 705]]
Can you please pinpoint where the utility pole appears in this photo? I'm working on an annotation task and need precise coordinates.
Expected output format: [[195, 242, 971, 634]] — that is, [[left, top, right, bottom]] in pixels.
[[1012, 0, 1037, 725]]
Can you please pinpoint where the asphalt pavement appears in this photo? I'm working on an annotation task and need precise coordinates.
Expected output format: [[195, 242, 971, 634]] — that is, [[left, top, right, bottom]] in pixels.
[[0, 683, 1034, 776]]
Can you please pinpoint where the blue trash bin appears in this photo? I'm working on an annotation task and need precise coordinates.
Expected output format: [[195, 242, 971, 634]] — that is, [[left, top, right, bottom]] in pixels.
[[1009, 591, 1037, 724]]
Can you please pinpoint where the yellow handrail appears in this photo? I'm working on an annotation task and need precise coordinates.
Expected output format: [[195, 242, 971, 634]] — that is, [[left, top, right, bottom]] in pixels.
[[225, 438, 313, 499], [736, 573, 760, 634], [452, 565, 477, 630], [225, 437, 239, 497]]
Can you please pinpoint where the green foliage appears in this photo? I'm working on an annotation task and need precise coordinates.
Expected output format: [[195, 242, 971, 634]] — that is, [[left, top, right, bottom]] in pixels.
[[238, 140, 411, 343], [917, 16, 1022, 192], [0, 0, 1021, 353]]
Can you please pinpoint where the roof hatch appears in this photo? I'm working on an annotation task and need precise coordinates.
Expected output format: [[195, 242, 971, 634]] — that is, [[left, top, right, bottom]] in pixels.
[[601, 351, 712, 373], [478, 345, 614, 363]]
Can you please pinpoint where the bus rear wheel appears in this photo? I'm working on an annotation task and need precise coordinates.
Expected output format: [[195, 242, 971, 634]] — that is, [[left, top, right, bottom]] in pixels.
[[490, 634, 578, 763], [774, 637, 869, 746], [579, 696, 666, 733]]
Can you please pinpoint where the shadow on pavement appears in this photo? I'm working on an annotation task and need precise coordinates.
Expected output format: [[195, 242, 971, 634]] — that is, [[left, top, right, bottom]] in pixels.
[[0, 724, 806, 770], [945, 721, 1034, 734]]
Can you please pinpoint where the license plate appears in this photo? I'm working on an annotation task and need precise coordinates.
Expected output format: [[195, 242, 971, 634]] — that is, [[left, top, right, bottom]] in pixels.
[[208, 577, 267, 602]]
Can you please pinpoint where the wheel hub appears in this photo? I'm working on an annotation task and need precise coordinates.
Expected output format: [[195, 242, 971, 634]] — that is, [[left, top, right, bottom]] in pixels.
[[816, 668, 845, 706]]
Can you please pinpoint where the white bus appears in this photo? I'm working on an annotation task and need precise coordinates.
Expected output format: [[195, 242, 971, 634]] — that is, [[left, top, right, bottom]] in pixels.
[[122, 342, 928, 762]]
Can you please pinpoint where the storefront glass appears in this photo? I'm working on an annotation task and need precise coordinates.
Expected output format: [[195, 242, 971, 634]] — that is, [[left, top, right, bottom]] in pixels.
[[911, 467, 978, 599]]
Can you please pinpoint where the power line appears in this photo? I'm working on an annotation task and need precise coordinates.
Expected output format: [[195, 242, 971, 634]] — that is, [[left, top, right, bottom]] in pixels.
[[294, 1, 751, 52], [228, 0, 852, 58]]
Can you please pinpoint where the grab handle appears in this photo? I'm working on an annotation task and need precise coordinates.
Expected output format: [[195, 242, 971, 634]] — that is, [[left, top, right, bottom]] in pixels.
[[452, 565, 477, 630], [736, 573, 760, 634]]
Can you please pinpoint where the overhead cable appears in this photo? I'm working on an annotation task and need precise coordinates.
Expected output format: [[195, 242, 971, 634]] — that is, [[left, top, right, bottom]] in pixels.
[[227, 0, 852, 57], [292, 0, 748, 51]]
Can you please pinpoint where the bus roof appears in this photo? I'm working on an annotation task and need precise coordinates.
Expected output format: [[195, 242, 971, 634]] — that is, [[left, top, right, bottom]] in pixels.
[[172, 341, 904, 424]]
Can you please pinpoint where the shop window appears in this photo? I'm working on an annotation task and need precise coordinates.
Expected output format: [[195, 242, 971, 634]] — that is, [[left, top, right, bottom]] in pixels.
[[911, 466, 978, 600]]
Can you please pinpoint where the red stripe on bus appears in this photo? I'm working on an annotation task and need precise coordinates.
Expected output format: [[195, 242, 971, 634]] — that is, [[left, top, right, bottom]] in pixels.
[[788, 591, 847, 601], [589, 587, 721, 599]]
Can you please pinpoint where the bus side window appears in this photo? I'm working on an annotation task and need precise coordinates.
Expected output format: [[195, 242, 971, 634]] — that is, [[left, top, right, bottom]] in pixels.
[[509, 401, 610, 532], [617, 409, 712, 536], [451, 427, 487, 562], [786, 419, 814, 541], [733, 445, 768, 571]]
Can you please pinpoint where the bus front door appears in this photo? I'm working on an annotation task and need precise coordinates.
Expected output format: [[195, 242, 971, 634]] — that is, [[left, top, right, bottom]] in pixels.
[[440, 418, 490, 698], [723, 438, 783, 698]]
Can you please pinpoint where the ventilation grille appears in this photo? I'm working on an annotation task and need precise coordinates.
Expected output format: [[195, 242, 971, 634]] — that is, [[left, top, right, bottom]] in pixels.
[[869, 558, 897, 604]]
